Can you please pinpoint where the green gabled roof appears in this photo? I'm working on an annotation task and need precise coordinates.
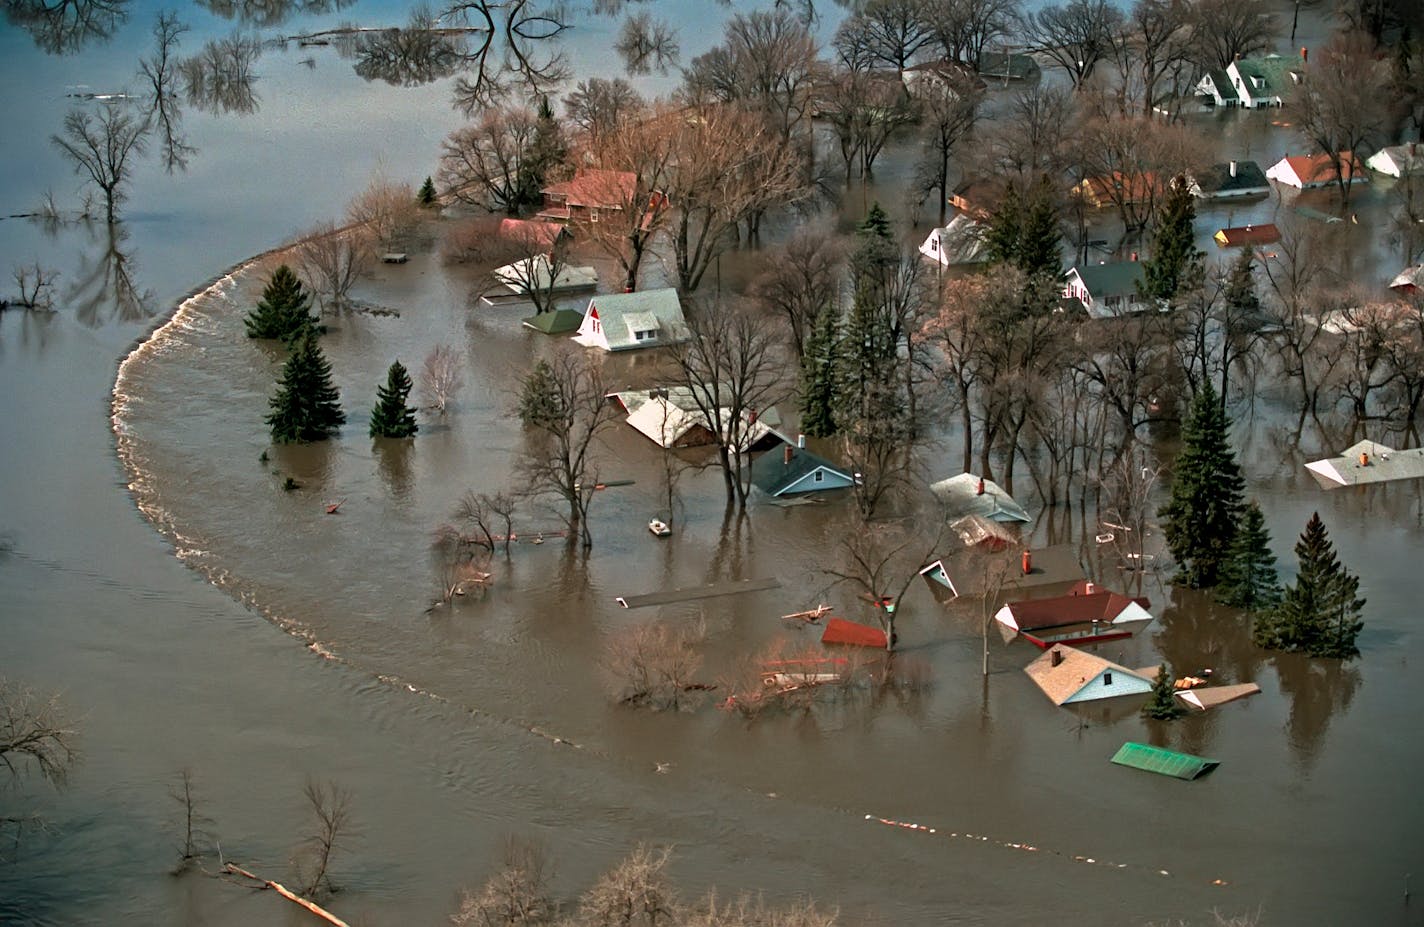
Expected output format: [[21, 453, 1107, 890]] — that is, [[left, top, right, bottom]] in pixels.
[[1073, 262, 1146, 298], [1233, 54, 1304, 99], [522, 308, 584, 334], [1111, 742, 1220, 780], [1204, 68, 1239, 102], [751, 445, 851, 496]]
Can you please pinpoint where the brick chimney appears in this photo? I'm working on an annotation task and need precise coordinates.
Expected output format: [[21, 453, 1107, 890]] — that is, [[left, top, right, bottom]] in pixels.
[[976, 477, 985, 495], [783, 444, 793, 466], [1300, 46, 1308, 63], [1051, 648, 1063, 667]]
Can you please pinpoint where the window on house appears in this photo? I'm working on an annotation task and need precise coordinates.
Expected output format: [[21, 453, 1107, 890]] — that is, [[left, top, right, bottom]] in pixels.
[[634, 329, 656, 342], [1103, 672, 1113, 686], [814, 470, 824, 483], [589, 208, 600, 223]]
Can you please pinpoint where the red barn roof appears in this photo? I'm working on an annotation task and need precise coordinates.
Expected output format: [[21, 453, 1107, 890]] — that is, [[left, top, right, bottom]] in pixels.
[[820, 617, 888, 649], [999, 583, 1150, 632]]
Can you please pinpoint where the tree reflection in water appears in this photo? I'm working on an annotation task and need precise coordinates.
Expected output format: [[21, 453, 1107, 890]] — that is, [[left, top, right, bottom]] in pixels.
[[1274, 653, 1361, 772], [66, 222, 154, 328], [337, 13, 469, 87], [196, 0, 353, 29], [4, 0, 129, 54], [180, 33, 262, 116]]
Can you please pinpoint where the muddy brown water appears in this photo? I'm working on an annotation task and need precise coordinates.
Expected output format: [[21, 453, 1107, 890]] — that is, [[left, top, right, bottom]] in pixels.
[[3, 1, 1423, 924]]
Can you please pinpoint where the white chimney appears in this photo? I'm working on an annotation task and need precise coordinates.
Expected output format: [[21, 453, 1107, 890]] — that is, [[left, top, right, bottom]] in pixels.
[[1229, 160, 1238, 178]]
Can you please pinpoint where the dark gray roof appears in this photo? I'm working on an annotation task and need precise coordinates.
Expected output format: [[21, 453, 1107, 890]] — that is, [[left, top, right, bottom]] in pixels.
[[750, 446, 847, 496], [1073, 262, 1146, 298], [1193, 160, 1268, 195]]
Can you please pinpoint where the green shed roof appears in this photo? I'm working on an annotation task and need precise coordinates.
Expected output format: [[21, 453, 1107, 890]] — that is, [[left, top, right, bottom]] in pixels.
[[522, 308, 584, 334], [1111, 742, 1219, 780]]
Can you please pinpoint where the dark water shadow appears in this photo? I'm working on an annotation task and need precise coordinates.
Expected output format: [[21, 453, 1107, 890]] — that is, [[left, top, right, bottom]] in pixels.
[[1273, 652, 1362, 773], [65, 222, 155, 328], [5, 0, 128, 55]]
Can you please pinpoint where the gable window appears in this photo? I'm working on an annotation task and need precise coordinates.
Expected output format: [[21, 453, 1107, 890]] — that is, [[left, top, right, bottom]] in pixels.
[[813, 470, 824, 483], [1103, 672, 1113, 686]]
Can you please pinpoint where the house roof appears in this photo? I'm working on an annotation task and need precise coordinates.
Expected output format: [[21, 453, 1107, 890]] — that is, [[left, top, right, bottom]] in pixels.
[[1175, 682, 1261, 711], [1070, 262, 1146, 299], [522, 308, 584, 334], [751, 445, 852, 496], [498, 218, 568, 251], [976, 51, 1038, 80], [1023, 646, 1153, 706], [1390, 265, 1424, 290], [1232, 54, 1304, 100], [1368, 144, 1424, 176], [1214, 223, 1280, 247], [948, 179, 1002, 219], [931, 473, 1031, 522], [1199, 68, 1239, 103], [1270, 152, 1367, 186], [949, 514, 1017, 550], [820, 617, 887, 649], [578, 288, 686, 351], [1077, 172, 1161, 206], [1305, 439, 1424, 488], [1110, 742, 1219, 780], [902, 58, 987, 92], [920, 542, 1087, 598], [919, 213, 990, 266], [491, 258, 599, 296], [999, 586, 1151, 631], [542, 168, 636, 209], [1192, 160, 1268, 195], [621, 388, 784, 450]]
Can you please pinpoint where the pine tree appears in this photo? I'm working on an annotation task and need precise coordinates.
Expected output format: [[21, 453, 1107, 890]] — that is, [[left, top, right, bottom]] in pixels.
[[984, 182, 1022, 267], [265, 331, 345, 443], [518, 359, 564, 430], [1223, 246, 1260, 316], [417, 176, 437, 207], [800, 306, 841, 438], [857, 201, 893, 242], [518, 96, 567, 211], [1217, 500, 1282, 609], [1016, 175, 1063, 278], [1142, 665, 1183, 721], [1158, 380, 1246, 587], [245, 265, 315, 342], [1139, 174, 1202, 302], [368, 360, 418, 439], [1254, 512, 1366, 659]]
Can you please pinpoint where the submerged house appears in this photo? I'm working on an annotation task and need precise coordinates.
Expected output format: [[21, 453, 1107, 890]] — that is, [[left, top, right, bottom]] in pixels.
[[1213, 224, 1280, 248], [1266, 152, 1368, 190], [930, 473, 1030, 523], [1196, 54, 1305, 109], [994, 580, 1154, 648], [1190, 160, 1270, 199], [612, 386, 785, 451], [977, 51, 1039, 82], [1023, 645, 1158, 706], [1368, 144, 1424, 178], [919, 543, 1087, 600], [574, 288, 687, 352], [486, 257, 599, 303], [537, 168, 636, 223], [901, 59, 987, 98], [1389, 265, 1424, 294], [1305, 439, 1424, 488], [750, 443, 856, 497], [1062, 263, 1152, 318], [1074, 171, 1161, 208], [919, 213, 991, 267]]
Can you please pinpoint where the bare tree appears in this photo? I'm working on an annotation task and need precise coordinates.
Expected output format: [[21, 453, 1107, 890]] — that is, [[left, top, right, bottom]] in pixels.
[[923, 0, 1019, 67], [1188, 0, 1274, 69], [1106, 0, 1196, 118], [0, 678, 77, 848], [345, 173, 420, 251], [9, 263, 59, 311], [604, 620, 708, 710], [1023, 0, 1124, 89], [821, 513, 943, 651], [178, 32, 261, 115], [1095, 447, 1162, 595], [169, 766, 213, 869], [669, 304, 787, 508], [6, 0, 128, 54], [67, 223, 155, 327], [337, 10, 467, 87], [1074, 114, 1205, 235], [832, 0, 935, 74], [419, 344, 465, 414], [442, 0, 572, 114], [916, 72, 982, 226], [451, 836, 557, 926], [469, 217, 571, 315], [51, 105, 150, 224], [562, 77, 641, 146], [749, 223, 845, 360], [140, 10, 194, 172], [295, 221, 372, 312], [1294, 31, 1391, 204], [1261, 219, 1349, 418], [437, 105, 542, 214], [516, 349, 620, 548], [817, 66, 918, 181], [291, 778, 356, 901], [577, 844, 677, 927], [615, 11, 679, 75]]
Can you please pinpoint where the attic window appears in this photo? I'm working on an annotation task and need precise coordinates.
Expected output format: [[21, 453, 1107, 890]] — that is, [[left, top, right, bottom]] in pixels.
[[814, 470, 824, 483], [1251, 75, 1263, 89], [634, 329, 656, 342], [1103, 671, 1114, 686]]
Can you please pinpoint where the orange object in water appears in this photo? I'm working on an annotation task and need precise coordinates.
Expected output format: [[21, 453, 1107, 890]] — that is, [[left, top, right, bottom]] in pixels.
[[820, 618, 888, 649], [1022, 550, 1033, 575]]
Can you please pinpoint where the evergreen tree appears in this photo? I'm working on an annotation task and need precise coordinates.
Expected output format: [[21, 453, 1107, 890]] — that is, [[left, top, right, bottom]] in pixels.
[[984, 182, 1022, 267], [417, 176, 437, 206], [1217, 500, 1281, 610], [1159, 380, 1246, 587], [1254, 512, 1366, 659], [368, 360, 418, 439], [518, 358, 564, 430], [800, 306, 841, 438], [1223, 246, 1260, 316], [1139, 174, 1202, 302], [245, 265, 315, 342], [265, 331, 345, 443], [1016, 175, 1063, 278], [518, 96, 567, 210], [857, 201, 893, 242], [1142, 665, 1183, 721]]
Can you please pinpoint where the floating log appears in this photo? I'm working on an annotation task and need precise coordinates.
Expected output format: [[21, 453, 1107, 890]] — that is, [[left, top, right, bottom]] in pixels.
[[780, 604, 831, 623], [223, 863, 352, 927]]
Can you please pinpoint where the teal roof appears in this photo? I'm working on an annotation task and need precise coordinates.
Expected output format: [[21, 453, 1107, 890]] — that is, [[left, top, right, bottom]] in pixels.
[[751, 445, 853, 496], [1074, 262, 1146, 298], [523, 308, 584, 334], [1111, 742, 1220, 780], [1233, 54, 1304, 100], [1203, 68, 1239, 102]]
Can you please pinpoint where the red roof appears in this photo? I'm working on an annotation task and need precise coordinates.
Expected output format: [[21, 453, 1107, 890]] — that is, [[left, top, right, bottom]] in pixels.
[[1001, 583, 1149, 631], [541, 168, 636, 209], [820, 617, 888, 649], [1214, 223, 1280, 247], [1279, 151, 1365, 186], [498, 218, 566, 251], [1077, 172, 1163, 207]]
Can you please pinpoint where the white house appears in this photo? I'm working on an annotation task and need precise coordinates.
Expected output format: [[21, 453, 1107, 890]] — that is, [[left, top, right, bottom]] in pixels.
[[918, 213, 990, 267], [1367, 144, 1424, 178], [1061, 263, 1151, 318], [574, 288, 687, 352], [1266, 152, 1368, 190], [615, 387, 785, 451], [1023, 646, 1158, 706], [1196, 54, 1305, 109], [486, 257, 598, 303]]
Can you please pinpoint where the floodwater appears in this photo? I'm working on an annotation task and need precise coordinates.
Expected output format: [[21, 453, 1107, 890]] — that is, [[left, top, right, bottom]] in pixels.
[[3, 2, 1423, 925]]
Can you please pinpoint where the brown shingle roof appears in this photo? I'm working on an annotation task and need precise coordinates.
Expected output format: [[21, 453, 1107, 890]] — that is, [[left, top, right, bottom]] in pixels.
[[1000, 586, 1147, 631], [541, 168, 636, 209], [1023, 646, 1153, 705]]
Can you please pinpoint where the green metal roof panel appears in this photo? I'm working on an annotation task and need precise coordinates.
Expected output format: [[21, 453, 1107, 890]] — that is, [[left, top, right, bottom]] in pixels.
[[1205, 69, 1239, 102], [1111, 742, 1220, 780], [523, 308, 584, 334], [1075, 262, 1145, 298]]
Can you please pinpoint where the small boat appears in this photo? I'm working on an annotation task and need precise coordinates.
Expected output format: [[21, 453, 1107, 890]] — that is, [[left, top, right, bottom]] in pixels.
[[648, 519, 671, 537]]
